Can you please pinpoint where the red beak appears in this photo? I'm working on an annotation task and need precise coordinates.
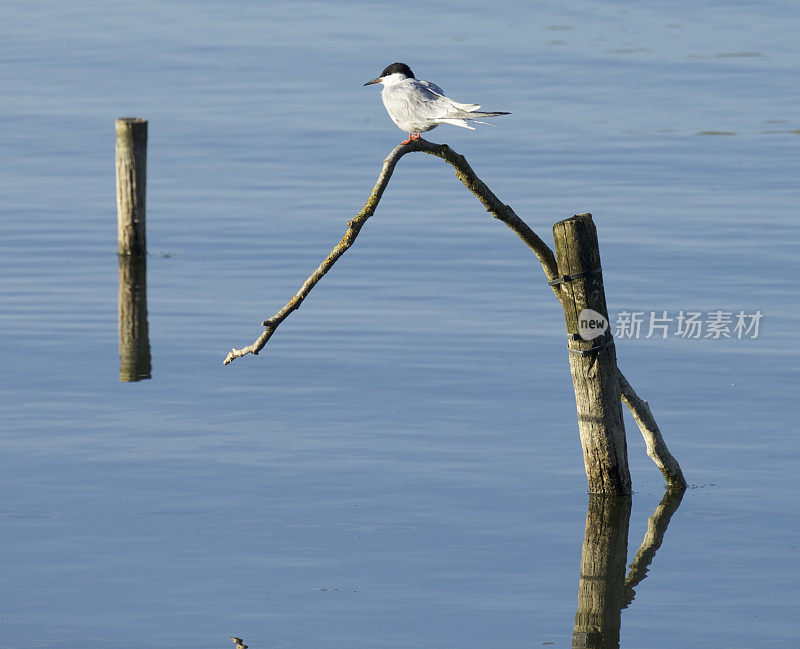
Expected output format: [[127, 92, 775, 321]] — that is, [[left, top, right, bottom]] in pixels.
[[363, 78, 382, 86]]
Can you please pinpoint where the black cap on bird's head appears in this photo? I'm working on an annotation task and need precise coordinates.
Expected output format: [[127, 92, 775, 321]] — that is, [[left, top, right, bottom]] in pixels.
[[364, 62, 415, 86], [379, 62, 414, 78]]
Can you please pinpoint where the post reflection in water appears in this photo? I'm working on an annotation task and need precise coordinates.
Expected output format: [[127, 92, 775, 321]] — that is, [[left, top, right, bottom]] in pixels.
[[573, 489, 684, 649], [118, 254, 151, 381]]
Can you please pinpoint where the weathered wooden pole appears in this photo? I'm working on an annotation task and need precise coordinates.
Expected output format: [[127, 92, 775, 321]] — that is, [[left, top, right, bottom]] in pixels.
[[553, 214, 631, 494], [115, 117, 147, 256]]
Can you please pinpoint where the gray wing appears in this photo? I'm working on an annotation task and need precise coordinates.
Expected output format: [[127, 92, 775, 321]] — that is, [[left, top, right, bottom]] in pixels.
[[416, 79, 482, 113], [418, 79, 446, 97], [383, 79, 481, 127]]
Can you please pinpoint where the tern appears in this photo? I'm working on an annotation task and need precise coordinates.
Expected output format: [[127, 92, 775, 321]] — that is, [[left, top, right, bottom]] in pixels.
[[364, 62, 510, 144]]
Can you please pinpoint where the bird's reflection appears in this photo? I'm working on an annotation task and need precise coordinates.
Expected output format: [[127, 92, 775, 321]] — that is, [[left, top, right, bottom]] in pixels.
[[573, 487, 684, 649], [118, 254, 151, 381]]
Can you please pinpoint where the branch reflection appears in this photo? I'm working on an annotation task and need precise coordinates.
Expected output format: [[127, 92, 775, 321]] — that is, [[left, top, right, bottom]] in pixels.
[[623, 488, 685, 608]]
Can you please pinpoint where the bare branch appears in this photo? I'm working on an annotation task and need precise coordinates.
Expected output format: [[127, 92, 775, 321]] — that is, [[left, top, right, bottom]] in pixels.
[[224, 138, 559, 365], [617, 369, 688, 489], [223, 141, 408, 365], [414, 140, 560, 284]]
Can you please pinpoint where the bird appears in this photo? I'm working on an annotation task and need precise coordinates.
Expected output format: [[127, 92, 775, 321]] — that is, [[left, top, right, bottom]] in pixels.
[[364, 62, 510, 144], [230, 636, 248, 649]]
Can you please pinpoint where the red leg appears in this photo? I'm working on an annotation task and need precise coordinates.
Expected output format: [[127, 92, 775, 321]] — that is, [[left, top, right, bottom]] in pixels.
[[400, 133, 421, 145]]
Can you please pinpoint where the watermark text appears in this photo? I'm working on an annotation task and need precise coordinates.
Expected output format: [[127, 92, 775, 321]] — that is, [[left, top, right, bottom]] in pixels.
[[612, 310, 762, 340]]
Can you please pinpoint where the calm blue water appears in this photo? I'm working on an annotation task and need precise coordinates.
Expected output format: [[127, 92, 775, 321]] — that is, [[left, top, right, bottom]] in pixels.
[[1, 2, 798, 648]]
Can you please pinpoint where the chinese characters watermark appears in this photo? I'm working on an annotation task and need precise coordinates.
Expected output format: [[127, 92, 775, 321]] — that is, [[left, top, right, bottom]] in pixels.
[[612, 310, 763, 340]]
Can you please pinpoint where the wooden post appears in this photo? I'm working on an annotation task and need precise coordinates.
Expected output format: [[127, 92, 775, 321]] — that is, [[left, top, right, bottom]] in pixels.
[[115, 117, 147, 256], [553, 214, 631, 494]]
